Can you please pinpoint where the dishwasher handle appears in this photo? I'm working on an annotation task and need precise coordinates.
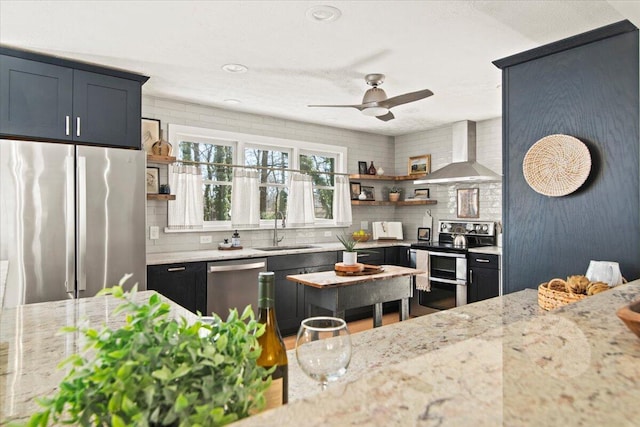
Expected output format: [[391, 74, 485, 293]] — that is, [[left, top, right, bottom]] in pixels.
[[208, 261, 266, 273]]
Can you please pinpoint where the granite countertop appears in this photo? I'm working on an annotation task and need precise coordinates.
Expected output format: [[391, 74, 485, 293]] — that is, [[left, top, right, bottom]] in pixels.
[[0, 291, 196, 424], [146, 240, 411, 265], [468, 245, 502, 256], [5, 281, 637, 426], [235, 281, 640, 426]]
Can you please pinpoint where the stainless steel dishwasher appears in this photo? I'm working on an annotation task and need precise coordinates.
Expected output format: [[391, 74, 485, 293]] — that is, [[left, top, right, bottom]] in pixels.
[[206, 258, 267, 317]]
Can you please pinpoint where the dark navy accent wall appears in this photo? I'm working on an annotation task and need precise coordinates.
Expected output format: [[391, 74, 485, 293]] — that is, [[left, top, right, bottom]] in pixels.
[[495, 21, 639, 293]]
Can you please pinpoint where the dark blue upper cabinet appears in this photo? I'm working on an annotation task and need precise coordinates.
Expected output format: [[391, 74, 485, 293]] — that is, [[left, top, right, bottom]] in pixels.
[[0, 55, 73, 141], [73, 70, 141, 148], [0, 46, 148, 149]]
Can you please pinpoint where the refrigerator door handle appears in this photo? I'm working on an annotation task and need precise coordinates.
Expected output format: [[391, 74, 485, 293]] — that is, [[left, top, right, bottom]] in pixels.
[[76, 117, 81, 137], [65, 156, 75, 294], [77, 156, 87, 291]]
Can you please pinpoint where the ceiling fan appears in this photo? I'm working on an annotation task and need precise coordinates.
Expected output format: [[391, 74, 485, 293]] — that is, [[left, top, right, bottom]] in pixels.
[[308, 73, 433, 121]]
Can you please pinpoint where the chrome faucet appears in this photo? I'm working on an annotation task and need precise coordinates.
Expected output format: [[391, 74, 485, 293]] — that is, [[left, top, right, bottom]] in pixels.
[[273, 211, 286, 246]]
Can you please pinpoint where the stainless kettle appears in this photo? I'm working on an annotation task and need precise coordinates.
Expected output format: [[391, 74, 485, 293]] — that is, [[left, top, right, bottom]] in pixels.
[[453, 234, 467, 247]]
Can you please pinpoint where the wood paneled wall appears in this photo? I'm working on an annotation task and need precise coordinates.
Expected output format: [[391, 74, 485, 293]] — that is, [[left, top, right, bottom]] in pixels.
[[494, 21, 639, 293]]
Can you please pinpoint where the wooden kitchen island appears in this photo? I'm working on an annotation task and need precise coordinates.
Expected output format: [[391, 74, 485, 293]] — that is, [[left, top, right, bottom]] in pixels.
[[286, 265, 420, 328]]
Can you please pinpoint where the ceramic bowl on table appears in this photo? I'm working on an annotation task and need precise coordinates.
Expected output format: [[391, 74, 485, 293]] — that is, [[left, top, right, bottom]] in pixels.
[[616, 298, 640, 338]]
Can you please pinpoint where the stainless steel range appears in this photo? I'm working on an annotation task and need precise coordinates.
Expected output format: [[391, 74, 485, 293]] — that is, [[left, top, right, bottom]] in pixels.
[[409, 220, 496, 315]]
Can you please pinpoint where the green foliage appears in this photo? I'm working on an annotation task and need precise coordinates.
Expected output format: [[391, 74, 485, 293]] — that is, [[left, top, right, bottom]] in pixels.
[[337, 234, 358, 252], [28, 282, 270, 427], [389, 186, 402, 194]]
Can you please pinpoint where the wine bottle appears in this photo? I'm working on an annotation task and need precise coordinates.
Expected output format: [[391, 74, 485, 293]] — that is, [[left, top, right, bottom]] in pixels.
[[256, 272, 288, 408]]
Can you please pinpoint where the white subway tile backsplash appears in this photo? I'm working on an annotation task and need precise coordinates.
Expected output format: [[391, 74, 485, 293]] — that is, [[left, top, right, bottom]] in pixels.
[[143, 95, 501, 253]]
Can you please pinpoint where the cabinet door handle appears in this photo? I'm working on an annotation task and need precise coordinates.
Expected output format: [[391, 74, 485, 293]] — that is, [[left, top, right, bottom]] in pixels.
[[476, 259, 491, 263], [76, 117, 81, 137], [358, 253, 370, 258], [167, 267, 186, 272], [469, 270, 473, 284], [65, 116, 70, 136]]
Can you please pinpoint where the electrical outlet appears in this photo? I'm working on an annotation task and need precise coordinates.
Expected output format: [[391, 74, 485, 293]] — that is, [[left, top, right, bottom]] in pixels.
[[360, 221, 368, 230], [200, 235, 212, 244], [149, 226, 159, 240], [324, 231, 332, 237]]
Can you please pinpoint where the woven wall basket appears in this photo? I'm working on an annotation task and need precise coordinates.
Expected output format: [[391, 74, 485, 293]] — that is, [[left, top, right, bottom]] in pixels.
[[522, 134, 591, 197]]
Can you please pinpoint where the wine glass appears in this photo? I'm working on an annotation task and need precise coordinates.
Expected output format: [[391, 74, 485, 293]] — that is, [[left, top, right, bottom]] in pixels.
[[295, 316, 352, 391]]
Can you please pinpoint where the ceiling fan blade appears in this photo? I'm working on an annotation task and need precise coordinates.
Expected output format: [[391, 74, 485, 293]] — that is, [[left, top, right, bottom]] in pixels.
[[379, 89, 433, 109], [376, 111, 395, 122], [308, 104, 366, 111]]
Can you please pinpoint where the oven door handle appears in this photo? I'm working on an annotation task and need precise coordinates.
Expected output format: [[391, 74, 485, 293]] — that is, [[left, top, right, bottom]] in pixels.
[[427, 250, 466, 259], [430, 277, 466, 286]]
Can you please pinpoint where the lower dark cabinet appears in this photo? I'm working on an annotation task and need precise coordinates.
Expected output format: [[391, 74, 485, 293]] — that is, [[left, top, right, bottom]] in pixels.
[[268, 252, 338, 336], [468, 254, 500, 304], [147, 262, 206, 314]]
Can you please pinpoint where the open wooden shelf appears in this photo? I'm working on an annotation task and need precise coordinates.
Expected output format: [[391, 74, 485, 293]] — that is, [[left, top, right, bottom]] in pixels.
[[147, 154, 176, 164], [147, 194, 176, 201], [351, 199, 437, 206], [348, 173, 428, 181]]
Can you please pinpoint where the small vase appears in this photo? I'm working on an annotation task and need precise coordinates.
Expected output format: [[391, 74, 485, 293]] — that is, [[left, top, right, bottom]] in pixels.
[[376, 167, 385, 176], [343, 251, 358, 266], [368, 161, 377, 175], [389, 192, 400, 202], [358, 191, 367, 200]]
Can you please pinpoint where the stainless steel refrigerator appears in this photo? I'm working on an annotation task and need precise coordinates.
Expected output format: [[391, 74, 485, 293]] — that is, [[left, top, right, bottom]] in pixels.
[[0, 139, 146, 308]]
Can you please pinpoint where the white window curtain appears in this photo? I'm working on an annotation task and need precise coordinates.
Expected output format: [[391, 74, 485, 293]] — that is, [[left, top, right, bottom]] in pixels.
[[168, 164, 204, 230], [286, 173, 315, 227], [333, 175, 352, 226], [231, 168, 260, 228]]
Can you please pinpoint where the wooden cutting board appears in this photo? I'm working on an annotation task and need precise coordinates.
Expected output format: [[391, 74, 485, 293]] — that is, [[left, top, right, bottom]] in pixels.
[[335, 263, 384, 276], [335, 262, 365, 273]]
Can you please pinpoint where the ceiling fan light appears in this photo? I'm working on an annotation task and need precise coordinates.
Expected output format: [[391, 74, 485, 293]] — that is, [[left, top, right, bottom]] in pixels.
[[362, 106, 389, 117]]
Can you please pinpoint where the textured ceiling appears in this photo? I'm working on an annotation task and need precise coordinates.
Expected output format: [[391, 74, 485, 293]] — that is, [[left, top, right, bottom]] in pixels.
[[1, 1, 637, 136]]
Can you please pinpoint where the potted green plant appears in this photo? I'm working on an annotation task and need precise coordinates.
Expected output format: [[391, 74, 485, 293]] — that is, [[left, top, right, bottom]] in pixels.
[[28, 279, 272, 427], [337, 234, 359, 265], [388, 186, 401, 202]]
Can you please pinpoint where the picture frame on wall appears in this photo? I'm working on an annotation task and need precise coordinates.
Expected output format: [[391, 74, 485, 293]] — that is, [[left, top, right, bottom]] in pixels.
[[414, 188, 430, 199], [141, 118, 161, 155], [408, 154, 431, 175], [146, 167, 160, 194], [417, 227, 431, 241], [350, 182, 361, 200], [361, 186, 375, 201], [457, 188, 479, 218], [358, 161, 368, 175]]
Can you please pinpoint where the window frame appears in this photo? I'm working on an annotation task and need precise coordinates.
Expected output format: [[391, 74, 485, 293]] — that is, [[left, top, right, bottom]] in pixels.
[[167, 124, 347, 231]]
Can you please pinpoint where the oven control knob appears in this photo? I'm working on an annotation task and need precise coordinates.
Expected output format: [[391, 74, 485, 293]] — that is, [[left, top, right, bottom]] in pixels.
[[466, 223, 474, 231], [442, 223, 450, 230], [482, 225, 488, 231], [475, 224, 481, 231]]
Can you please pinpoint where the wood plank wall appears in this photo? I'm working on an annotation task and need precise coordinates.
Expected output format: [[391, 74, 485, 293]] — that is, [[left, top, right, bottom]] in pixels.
[[495, 21, 639, 293]]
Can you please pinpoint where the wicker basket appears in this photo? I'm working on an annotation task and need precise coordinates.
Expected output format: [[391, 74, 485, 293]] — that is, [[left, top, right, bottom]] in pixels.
[[538, 281, 587, 311], [352, 232, 370, 242]]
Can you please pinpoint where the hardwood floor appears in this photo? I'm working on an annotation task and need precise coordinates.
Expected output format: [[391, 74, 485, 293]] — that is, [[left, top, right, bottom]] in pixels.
[[282, 312, 400, 351]]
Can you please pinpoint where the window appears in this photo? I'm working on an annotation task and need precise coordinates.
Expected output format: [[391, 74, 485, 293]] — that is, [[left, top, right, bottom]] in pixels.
[[174, 136, 234, 225], [243, 145, 290, 220], [300, 151, 336, 220], [168, 124, 347, 229]]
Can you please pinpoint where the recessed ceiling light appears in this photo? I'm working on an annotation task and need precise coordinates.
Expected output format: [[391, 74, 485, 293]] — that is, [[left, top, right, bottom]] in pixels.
[[223, 98, 241, 104], [306, 5, 341, 22], [221, 63, 248, 73]]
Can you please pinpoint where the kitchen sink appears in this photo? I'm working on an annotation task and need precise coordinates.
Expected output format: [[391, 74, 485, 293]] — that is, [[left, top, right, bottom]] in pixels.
[[254, 245, 319, 252]]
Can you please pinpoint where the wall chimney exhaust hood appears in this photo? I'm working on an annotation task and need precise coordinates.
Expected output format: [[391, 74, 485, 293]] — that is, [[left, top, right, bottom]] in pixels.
[[413, 120, 502, 185]]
